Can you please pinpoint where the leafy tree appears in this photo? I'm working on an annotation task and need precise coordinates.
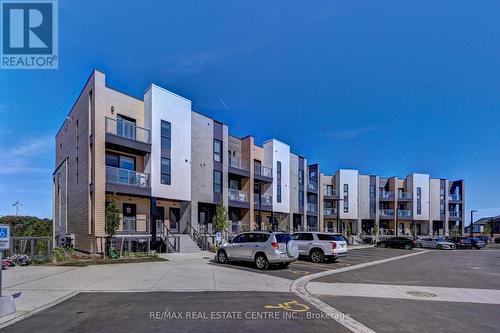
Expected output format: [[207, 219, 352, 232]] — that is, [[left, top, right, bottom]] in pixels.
[[450, 224, 461, 237], [105, 195, 120, 237], [483, 223, 492, 237], [212, 201, 229, 233], [276, 213, 288, 232], [372, 223, 379, 237], [346, 223, 352, 238]]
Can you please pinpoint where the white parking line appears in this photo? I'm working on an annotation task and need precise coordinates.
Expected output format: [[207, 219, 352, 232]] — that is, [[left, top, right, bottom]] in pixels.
[[290, 250, 428, 333]]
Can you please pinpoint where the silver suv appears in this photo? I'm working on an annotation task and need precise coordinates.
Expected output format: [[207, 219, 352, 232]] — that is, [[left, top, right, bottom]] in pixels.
[[292, 232, 348, 263], [217, 232, 298, 270]]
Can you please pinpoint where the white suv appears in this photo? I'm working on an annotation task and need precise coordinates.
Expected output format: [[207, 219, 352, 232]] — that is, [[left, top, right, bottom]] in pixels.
[[217, 232, 298, 270], [292, 232, 348, 263]]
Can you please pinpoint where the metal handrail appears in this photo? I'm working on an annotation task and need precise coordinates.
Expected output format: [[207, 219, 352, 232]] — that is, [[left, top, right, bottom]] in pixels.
[[380, 209, 395, 216], [254, 165, 272, 178], [324, 188, 337, 196], [105, 117, 151, 144], [106, 166, 150, 188], [397, 210, 412, 218], [228, 189, 249, 202], [324, 208, 337, 216], [156, 220, 180, 253], [397, 192, 412, 199], [379, 191, 394, 199], [228, 156, 250, 171]]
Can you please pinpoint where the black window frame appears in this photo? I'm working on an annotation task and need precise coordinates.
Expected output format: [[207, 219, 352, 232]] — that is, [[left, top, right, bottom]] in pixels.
[[298, 169, 304, 185], [213, 170, 222, 194], [213, 139, 222, 163], [161, 158, 171, 185], [417, 187, 422, 214], [343, 184, 349, 213], [161, 120, 171, 149]]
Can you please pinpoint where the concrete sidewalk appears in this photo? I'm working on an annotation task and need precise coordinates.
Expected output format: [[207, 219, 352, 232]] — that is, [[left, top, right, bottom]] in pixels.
[[0, 251, 292, 327]]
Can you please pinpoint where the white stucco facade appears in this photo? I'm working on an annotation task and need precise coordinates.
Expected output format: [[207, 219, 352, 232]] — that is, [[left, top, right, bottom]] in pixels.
[[145, 84, 192, 201], [338, 169, 359, 220], [408, 173, 430, 221], [264, 139, 290, 213]]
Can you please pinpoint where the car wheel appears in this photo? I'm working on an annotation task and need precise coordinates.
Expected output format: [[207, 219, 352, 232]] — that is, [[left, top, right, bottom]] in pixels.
[[436, 245, 443, 250], [217, 250, 228, 264], [476, 246, 481, 250], [254, 254, 269, 270], [404, 244, 412, 250], [310, 249, 324, 263], [380, 243, 387, 248], [418, 243, 423, 248]]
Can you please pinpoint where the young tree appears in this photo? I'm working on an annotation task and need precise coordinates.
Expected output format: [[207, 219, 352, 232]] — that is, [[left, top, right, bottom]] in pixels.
[[276, 213, 288, 232], [346, 223, 352, 238], [105, 195, 120, 258], [212, 201, 229, 233], [483, 223, 492, 237]]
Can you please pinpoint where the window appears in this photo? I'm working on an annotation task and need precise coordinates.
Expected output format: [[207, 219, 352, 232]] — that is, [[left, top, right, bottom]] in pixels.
[[213, 140, 222, 163], [343, 184, 349, 213], [117, 115, 136, 140], [232, 234, 246, 243], [213, 170, 222, 193], [370, 201, 376, 213], [277, 161, 282, 203], [439, 188, 445, 200], [298, 190, 304, 207], [298, 169, 304, 185], [317, 234, 344, 241], [277, 161, 281, 179], [324, 200, 333, 208], [370, 185, 376, 198], [440, 203, 445, 214], [277, 185, 282, 203], [417, 187, 422, 214], [161, 120, 171, 149], [161, 158, 171, 185]]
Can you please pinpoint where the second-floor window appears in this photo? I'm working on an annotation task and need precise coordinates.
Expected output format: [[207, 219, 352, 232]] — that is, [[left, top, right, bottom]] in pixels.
[[161, 158, 171, 185], [277, 185, 282, 203], [161, 120, 171, 149], [440, 203, 445, 214], [343, 184, 349, 213], [213, 140, 222, 163], [417, 187, 422, 214], [298, 169, 304, 185], [213, 170, 222, 193], [370, 185, 375, 198], [298, 190, 304, 207]]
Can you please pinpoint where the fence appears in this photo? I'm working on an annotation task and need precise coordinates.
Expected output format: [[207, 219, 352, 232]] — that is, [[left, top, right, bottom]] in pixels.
[[7, 237, 51, 260]]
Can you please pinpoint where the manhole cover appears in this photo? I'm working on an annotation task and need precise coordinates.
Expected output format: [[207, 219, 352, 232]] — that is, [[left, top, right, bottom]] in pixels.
[[406, 290, 437, 298]]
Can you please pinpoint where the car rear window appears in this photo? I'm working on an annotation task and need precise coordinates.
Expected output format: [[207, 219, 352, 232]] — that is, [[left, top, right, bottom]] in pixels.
[[317, 234, 345, 241], [275, 233, 292, 243]]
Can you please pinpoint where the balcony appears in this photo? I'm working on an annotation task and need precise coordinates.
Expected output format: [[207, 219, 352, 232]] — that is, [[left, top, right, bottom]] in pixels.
[[324, 208, 337, 216], [307, 181, 318, 192], [449, 211, 462, 219], [449, 193, 462, 202], [380, 209, 394, 217], [105, 117, 151, 154], [307, 203, 318, 213], [254, 165, 273, 182], [379, 191, 394, 200], [228, 157, 250, 177], [228, 189, 250, 208], [106, 166, 150, 196], [254, 194, 272, 211], [324, 188, 338, 197], [118, 216, 149, 234], [397, 209, 412, 219], [397, 192, 412, 200]]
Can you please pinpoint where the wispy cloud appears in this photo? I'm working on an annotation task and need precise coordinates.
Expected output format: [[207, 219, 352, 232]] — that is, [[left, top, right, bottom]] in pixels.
[[0, 134, 53, 175], [323, 126, 380, 140]]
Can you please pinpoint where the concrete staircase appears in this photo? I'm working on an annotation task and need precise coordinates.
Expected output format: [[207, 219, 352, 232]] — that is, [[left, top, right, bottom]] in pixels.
[[177, 234, 202, 253]]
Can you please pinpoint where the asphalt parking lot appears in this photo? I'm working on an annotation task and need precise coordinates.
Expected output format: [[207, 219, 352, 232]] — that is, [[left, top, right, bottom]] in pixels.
[[2, 291, 351, 333], [212, 247, 415, 279], [313, 248, 500, 288]]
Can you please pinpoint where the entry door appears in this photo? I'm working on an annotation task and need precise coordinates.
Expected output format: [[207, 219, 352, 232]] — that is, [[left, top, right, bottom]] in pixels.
[[156, 206, 165, 236], [123, 203, 136, 231], [169, 208, 180, 233]]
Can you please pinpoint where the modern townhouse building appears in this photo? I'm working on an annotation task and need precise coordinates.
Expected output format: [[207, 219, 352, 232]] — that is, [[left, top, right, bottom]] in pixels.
[[53, 70, 466, 253]]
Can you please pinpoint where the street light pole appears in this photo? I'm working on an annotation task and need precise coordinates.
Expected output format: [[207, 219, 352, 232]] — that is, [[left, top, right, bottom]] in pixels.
[[470, 210, 477, 238]]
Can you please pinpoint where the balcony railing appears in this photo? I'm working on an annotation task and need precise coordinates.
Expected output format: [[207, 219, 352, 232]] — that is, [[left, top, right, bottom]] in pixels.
[[228, 157, 249, 172], [449, 211, 461, 218], [254, 194, 272, 206], [379, 191, 394, 199], [397, 209, 412, 218], [324, 188, 338, 196], [307, 203, 318, 212], [122, 216, 137, 231], [397, 192, 412, 200], [324, 208, 337, 216], [380, 209, 394, 217], [105, 117, 151, 144], [106, 166, 150, 188], [308, 181, 318, 191], [228, 189, 249, 203], [254, 165, 272, 178], [449, 193, 461, 201]]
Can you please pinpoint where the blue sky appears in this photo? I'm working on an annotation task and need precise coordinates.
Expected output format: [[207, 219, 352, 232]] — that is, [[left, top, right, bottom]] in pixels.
[[1, 0, 499, 223]]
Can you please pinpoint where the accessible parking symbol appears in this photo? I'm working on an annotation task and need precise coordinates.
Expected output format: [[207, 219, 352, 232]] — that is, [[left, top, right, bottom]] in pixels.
[[1, 0, 58, 69]]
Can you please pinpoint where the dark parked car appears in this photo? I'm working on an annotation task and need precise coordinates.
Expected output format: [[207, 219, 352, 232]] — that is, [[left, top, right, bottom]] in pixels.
[[469, 237, 486, 249], [446, 237, 472, 249], [495, 237, 500, 244], [376, 237, 416, 250]]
